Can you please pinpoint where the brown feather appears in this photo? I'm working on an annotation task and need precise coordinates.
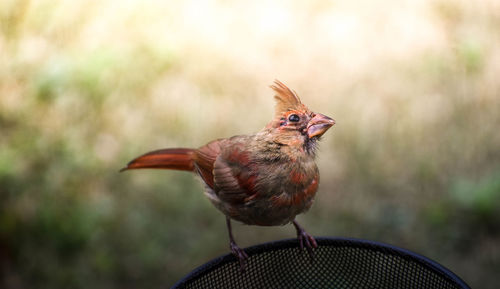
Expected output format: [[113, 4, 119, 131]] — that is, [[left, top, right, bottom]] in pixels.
[[121, 148, 195, 171], [213, 144, 259, 204], [194, 140, 224, 189], [270, 80, 306, 115]]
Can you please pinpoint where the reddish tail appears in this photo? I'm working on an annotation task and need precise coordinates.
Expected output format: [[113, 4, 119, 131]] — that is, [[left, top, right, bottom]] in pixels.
[[120, 148, 195, 172]]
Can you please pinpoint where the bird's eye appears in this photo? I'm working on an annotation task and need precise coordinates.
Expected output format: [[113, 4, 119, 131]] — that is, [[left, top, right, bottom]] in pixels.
[[288, 114, 300, 122]]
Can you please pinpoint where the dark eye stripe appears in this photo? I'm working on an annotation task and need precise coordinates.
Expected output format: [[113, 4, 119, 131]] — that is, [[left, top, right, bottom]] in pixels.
[[288, 114, 300, 122]]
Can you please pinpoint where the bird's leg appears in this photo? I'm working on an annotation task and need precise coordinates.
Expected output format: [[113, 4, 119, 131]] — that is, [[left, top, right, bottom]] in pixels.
[[292, 219, 318, 261], [226, 217, 248, 271]]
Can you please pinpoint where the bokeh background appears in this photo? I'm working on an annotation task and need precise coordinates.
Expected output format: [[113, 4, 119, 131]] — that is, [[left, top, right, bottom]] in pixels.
[[1, 0, 499, 288]]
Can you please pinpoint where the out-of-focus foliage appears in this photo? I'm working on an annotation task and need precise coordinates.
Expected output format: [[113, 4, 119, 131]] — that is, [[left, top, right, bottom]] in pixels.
[[1, 0, 499, 288]]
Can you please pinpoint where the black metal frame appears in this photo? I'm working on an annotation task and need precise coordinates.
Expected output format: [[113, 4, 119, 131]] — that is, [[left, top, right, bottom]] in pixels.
[[172, 237, 470, 289]]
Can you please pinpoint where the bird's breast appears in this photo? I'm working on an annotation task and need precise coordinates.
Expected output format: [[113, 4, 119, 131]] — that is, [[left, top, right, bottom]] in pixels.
[[268, 173, 318, 208]]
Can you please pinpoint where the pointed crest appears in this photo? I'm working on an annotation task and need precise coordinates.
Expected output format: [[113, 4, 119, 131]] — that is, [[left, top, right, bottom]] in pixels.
[[270, 80, 305, 114]]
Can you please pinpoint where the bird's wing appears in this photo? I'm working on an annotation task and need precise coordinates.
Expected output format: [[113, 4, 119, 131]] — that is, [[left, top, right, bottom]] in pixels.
[[194, 139, 224, 189], [212, 141, 259, 205]]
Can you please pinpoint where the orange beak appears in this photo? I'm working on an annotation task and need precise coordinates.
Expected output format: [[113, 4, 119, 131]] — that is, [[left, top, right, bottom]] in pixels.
[[307, 113, 335, 138]]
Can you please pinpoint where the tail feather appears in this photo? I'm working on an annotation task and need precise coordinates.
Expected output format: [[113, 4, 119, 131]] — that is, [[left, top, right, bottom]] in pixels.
[[120, 148, 195, 172]]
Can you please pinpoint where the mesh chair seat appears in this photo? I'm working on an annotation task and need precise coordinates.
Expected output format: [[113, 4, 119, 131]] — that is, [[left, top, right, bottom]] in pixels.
[[173, 237, 470, 289]]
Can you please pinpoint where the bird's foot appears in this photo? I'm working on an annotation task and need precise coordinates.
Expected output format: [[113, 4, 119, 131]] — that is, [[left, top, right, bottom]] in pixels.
[[230, 240, 249, 272], [293, 220, 318, 262]]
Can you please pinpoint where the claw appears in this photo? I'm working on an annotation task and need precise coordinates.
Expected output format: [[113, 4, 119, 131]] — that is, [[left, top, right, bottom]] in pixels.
[[230, 240, 249, 272], [292, 220, 317, 262], [226, 217, 248, 272]]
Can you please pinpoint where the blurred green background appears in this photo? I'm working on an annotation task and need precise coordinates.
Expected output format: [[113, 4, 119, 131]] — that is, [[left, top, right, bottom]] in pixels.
[[1, 0, 499, 288]]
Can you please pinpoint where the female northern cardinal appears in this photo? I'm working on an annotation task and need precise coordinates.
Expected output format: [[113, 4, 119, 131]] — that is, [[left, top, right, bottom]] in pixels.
[[121, 80, 335, 269]]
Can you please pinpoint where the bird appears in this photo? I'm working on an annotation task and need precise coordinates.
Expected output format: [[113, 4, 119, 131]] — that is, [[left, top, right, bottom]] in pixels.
[[121, 80, 335, 270]]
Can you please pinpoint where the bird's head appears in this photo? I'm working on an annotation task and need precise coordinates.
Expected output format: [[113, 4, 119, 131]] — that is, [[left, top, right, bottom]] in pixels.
[[265, 80, 335, 153]]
